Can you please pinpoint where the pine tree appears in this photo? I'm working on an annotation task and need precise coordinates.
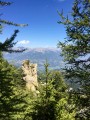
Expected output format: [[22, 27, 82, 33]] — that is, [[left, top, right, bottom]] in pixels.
[[0, 1, 30, 119], [58, 0, 90, 119], [0, 52, 34, 120], [0, 30, 26, 52], [28, 62, 76, 120], [0, 0, 28, 52], [0, 53, 20, 119], [0, 1, 28, 31]]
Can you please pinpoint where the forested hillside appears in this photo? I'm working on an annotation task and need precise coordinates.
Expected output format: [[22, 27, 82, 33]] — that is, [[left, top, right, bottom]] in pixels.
[[0, 0, 90, 120], [3, 48, 64, 70]]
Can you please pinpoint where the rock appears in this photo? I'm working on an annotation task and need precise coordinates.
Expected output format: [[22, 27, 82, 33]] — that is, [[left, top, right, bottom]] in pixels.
[[22, 60, 38, 92]]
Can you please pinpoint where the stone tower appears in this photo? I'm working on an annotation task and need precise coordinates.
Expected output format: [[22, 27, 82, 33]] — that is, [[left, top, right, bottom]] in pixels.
[[22, 60, 38, 92]]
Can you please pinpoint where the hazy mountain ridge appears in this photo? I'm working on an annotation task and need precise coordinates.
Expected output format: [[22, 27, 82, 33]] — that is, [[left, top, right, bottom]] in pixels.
[[3, 48, 64, 70]]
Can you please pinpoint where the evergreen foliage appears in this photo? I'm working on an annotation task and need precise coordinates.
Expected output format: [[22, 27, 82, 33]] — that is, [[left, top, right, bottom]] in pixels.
[[0, 1, 28, 31], [0, 52, 26, 119], [0, 30, 26, 52], [28, 62, 76, 120], [0, 0, 28, 52], [58, 0, 90, 119], [1, 0, 90, 119], [0, 1, 11, 6], [0, 1, 29, 119]]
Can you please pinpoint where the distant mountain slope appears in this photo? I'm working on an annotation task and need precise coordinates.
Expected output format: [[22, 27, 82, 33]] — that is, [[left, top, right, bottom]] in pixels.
[[3, 48, 64, 70]]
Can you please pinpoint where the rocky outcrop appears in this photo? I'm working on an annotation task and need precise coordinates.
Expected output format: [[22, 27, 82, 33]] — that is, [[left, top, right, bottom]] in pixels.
[[22, 60, 38, 92]]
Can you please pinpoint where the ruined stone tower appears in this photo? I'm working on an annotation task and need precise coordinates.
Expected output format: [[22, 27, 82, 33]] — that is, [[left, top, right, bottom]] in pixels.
[[22, 60, 38, 92]]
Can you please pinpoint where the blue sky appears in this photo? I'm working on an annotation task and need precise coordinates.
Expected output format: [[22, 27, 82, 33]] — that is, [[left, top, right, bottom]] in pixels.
[[0, 0, 74, 48]]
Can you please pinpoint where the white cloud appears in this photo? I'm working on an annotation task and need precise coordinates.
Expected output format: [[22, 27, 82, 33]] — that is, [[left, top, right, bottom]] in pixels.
[[17, 40, 30, 45]]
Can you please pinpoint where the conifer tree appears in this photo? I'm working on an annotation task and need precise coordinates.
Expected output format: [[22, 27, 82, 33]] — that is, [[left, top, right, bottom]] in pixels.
[[29, 63, 76, 120], [0, 0, 28, 52], [0, 1, 28, 30], [0, 1, 31, 119], [0, 52, 34, 120], [58, 0, 90, 119], [0, 30, 26, 52]]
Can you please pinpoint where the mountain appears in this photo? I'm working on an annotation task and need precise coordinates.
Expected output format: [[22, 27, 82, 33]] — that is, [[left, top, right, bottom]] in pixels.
[[3, 48, 64, 70]]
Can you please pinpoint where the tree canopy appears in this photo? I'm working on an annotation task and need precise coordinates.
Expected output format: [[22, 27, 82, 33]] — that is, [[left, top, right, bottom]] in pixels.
[[58, 0, 90, 119], [0, 0, 28, 52]]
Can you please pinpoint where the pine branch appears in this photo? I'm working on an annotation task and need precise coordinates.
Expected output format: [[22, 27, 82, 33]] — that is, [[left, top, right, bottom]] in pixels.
[[0, 30, 26, 52], [0, 19, 28, 27], [0, 1, 12, 6]]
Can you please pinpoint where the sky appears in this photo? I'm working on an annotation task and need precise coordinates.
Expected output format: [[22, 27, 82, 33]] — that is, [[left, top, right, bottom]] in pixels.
[[0, 0, 74, 48]]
